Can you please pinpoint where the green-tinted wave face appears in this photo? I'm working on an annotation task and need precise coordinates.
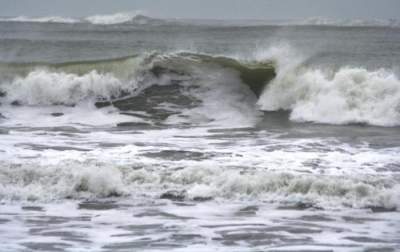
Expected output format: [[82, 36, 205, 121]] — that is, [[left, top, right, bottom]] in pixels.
[[147, 52, 276, 97], [209, 56, 276, 97], [173, 53, 276, 97], [0, 55, 142, 80]]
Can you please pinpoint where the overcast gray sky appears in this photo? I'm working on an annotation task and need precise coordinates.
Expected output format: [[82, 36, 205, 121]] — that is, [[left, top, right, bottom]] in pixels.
[[1, 0, 399, 20]]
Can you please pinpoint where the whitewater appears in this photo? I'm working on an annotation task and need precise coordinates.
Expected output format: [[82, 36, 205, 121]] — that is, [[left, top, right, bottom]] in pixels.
[[0, 14, 399, 252]]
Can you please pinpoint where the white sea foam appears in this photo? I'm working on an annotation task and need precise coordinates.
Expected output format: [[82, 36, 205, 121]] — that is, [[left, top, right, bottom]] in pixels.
[[0, 162, 126, 201], [2, 70, 136, 106], [0, 125, 398, 208], [0, 160, 398, 210], [257, 45, 400, 126]]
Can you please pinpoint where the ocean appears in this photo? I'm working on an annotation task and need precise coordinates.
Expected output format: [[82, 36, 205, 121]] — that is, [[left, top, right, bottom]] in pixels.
[[0, 14, 399, 252]]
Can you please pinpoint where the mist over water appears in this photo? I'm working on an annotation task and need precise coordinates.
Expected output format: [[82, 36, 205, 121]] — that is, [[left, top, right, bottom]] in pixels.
[[0, 15, 400, 252]]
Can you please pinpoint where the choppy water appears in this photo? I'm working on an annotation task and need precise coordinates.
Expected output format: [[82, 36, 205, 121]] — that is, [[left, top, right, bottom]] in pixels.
[[0, 15, 400, 252]]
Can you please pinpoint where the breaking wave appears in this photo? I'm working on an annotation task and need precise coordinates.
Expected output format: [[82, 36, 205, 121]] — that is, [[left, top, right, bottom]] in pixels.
[[0, 52, 275, 127], [0, 53, 275, 105], [1, 46, 400, 127]]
